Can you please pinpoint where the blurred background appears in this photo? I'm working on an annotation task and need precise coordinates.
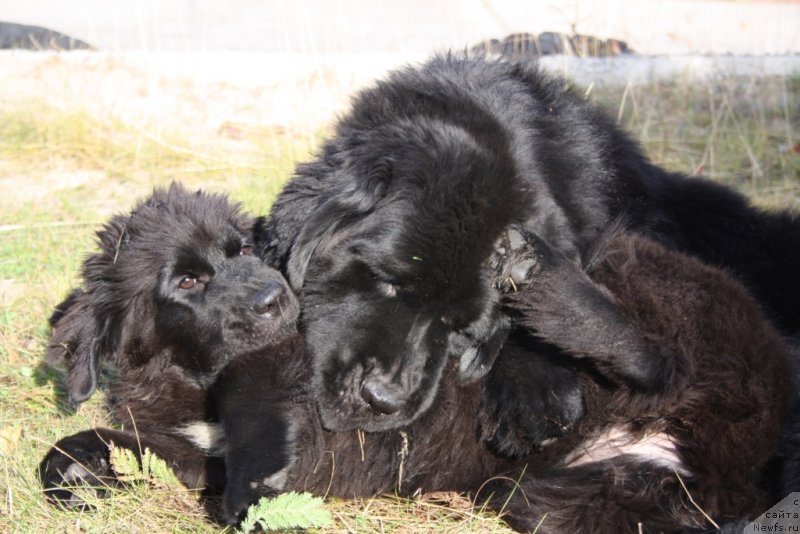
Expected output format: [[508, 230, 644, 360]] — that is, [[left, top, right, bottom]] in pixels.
[[3, 0, 799, 54], [1, 0, 797, 170]]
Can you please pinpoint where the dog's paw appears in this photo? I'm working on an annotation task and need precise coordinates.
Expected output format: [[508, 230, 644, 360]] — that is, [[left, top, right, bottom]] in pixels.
[[222, 463, 294, 525], [490, 226, 577, 293], [481, 340, 584, 457], [490, 227, 542, 291], [39, 434, 115, 509], [487, 378, 584, 457], [454, 318, 511, 385], [448, 309, 511, 385]]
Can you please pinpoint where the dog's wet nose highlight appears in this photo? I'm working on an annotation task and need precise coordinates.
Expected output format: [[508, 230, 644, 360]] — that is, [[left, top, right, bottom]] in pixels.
[[360, 378, 404, 414], [251, 282, 287, 316]]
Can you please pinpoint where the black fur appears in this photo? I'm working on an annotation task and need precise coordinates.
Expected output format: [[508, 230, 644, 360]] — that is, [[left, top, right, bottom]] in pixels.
[[223, 231, 793, 531], [775, 347, 800, 496], [41, 198, 793, 532], [259, 53, 800, 435]]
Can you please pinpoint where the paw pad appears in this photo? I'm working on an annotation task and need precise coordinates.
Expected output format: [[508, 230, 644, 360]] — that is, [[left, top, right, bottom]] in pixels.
[[489, 226, 541, 291]]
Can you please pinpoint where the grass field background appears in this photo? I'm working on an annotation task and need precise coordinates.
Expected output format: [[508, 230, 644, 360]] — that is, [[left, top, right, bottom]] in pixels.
[[0, 53, 797, 532]]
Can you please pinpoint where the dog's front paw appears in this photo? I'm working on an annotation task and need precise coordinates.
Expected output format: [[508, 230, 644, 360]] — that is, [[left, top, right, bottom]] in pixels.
[[39, 431, 116, 509], [489, 227, 543, 291], [450, 312, 510, 385], [222, 462, 294, 525], [481, 336, 584, 457]]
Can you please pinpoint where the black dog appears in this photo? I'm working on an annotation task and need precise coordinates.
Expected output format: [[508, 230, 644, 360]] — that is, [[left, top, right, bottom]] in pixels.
[[39, 183, 300, 505], [41, 189, 792, 532], [220, 230, 793, 532], [259, 53, 800, 436]]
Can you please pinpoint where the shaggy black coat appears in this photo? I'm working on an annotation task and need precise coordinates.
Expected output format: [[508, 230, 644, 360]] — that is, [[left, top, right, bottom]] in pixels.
[[217, 231, 792, 533], [259, 53, 800, 437], [41, 201, 793, 532]]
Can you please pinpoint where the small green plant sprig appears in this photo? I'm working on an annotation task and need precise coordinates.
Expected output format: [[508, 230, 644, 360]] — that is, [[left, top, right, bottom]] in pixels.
[[238, 491, 334, 532]]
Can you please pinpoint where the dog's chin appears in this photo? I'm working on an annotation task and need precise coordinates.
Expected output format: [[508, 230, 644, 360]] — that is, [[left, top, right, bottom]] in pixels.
[[315, 396, 423, 433], [234, 321, 298, 354], [262, 321, 299, 346]]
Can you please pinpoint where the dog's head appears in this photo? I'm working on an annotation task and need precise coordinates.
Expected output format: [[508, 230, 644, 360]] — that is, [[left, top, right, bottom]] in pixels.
[[48, 183, 299, 406], [267, 118, 526, 431]]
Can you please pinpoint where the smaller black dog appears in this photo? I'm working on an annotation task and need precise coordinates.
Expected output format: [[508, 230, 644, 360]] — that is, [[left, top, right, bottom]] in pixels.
[[39, 183, 300, 506]]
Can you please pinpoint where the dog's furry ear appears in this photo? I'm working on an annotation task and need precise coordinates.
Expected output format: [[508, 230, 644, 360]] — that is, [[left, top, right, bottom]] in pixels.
[[47, 218, 130, 407], [46, 289, 101, 406], [449, 305, 511, 385], [286, 164, 391, 289], [286, 198, 356, 289]]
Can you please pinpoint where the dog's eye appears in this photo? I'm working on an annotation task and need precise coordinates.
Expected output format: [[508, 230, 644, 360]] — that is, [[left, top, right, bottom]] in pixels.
[[179, 276, 197, 290], [377, 282, 398, 297], [239, 245, 253, 256]]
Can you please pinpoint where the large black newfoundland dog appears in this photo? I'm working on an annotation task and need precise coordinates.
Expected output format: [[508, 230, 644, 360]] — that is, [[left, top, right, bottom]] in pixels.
[[41, 186, 793, 532], [259, 53, 800, 435]]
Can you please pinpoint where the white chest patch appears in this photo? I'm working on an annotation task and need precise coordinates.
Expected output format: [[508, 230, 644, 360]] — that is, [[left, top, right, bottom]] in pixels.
[[176, 421, 226, 457], [565, 425, 690, 475]]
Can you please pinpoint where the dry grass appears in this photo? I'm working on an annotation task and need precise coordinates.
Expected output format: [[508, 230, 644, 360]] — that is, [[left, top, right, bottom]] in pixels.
[[0, 53, 797, 533], [593, 74, 799, 209]]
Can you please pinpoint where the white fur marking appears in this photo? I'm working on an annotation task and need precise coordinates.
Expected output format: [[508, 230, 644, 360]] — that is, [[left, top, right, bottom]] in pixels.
[[177, 422, 226, 456], [64, 463, 92, 482], [262, 464, 292, 491], [566, 426, 689, 474]]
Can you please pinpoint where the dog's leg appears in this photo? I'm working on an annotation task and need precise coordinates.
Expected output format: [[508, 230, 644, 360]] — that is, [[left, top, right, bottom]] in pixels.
[[475, 227, 587, 453], [39, 427, 220, 509], [480, 332, 584, 457], [505, 231, 673, 391], [481, 460, 716, 534], [212, 346, 309, 525]]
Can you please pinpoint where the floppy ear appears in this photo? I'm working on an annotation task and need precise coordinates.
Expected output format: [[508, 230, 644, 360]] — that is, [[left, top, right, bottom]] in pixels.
[[47, 218, 131, 406], [456, 312, 510, 384], [450, 308, 511, 385], [286, 198, 357, 289], [286, 164, 392, 289], [46, 289, 102, 406]]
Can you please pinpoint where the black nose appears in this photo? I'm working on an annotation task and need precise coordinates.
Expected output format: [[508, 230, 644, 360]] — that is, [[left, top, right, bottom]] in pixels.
[[251, 281, 287, 316], [360, 378, 404, 415]]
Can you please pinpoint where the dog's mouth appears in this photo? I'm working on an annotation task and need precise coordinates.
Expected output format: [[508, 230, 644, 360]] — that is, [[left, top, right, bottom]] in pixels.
[[316, 397, 418, 433], [314, 359, 445, 433]]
